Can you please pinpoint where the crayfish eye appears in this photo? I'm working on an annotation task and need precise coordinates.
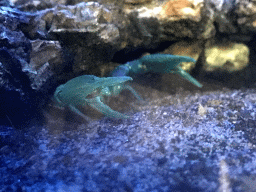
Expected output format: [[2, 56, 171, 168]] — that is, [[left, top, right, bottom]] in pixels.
[[86, 88, 101, 99], [100, 87, 111, 96], [110, 85, 121, 96], [86, 87, 111, 99]]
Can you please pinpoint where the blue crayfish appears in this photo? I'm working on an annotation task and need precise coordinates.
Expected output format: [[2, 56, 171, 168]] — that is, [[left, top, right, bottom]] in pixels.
[[110, 53, 202, 100], [53, 54, 202, 120], [53, 75, 132, 119]]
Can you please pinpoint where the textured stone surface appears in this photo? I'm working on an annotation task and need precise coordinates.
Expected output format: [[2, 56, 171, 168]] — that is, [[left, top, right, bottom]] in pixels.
[[0, 7, 46, 128], [1, 87, 256, 191], [33, 2, 127, 73], [161, 0, 203, 21], [204, 41, 249, 72], [235, 0, 256, 33]]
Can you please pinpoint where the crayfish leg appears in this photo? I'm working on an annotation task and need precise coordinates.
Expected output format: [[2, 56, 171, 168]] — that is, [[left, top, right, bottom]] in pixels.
[[86, 96, 129, 119], [175, 66, 202, 88], [68, 104, 92, 122], [123, 84, 144, 101]]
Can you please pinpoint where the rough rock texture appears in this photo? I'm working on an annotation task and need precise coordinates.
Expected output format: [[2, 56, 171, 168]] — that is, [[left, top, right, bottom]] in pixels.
[[1, 86, 256, 191], [0, 7, 36, 127], [235, 0, 256, 33], [33, 1, 128, 74], [0, 7, 57, 127], [204, 41, 249, 72]]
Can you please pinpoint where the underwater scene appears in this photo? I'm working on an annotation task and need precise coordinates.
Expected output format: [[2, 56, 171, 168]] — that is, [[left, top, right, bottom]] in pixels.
[[1, 0, 256, 191]]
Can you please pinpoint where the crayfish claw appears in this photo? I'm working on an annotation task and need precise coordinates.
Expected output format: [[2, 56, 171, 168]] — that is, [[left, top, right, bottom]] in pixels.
[[86, 96, 129, 119], [176, 66, 202, 88]]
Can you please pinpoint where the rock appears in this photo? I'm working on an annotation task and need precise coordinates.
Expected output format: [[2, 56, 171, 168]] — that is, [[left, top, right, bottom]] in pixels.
[[204, 41, 249, 72], [0, 7, 53, 127], [161, 0, 203, 21], [235, 0, 256, 33], [12, 0, 67, 12], [2, 88, 256, 191], [124, 0, 152, 4], [42, 2, 121, 46], [29, 40, 62, 89], [0, 48, 41, 128], [33, 2, 126, 74], [206, 0, 237, 34], [125, 0, 206, 40]]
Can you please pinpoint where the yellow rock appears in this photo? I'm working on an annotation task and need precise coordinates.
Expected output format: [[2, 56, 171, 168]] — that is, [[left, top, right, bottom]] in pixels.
[[161, 0, 203, 21], [205, 42, 249, 72]]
